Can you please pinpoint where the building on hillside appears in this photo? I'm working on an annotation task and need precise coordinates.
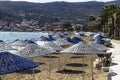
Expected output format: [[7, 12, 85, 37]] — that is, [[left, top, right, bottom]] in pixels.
[[72, 24, 83, 31]]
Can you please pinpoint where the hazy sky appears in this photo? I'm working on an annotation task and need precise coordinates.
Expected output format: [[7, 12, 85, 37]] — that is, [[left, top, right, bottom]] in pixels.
[[1, 0, 115, 3]]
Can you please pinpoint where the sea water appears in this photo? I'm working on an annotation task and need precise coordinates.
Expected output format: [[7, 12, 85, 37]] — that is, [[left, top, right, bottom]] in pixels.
[[0, 32, 48, 43]]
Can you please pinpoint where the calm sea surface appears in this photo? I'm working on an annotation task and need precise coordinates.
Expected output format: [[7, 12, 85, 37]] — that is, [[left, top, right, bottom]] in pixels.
[[0, 32, 48, 43]]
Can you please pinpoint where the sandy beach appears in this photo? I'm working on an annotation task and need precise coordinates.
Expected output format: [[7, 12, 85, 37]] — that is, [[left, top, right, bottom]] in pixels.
[[0, 37, 110, 80], [2, 52, 108, 80]]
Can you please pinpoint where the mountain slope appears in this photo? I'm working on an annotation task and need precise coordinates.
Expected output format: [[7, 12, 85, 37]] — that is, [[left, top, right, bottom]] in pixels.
[[0, 1, 119, 24]]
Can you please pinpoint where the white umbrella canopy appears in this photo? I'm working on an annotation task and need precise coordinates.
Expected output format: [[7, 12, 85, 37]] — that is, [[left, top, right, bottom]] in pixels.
[[88, 42, 108, 51], [36, 41, 64, 51], [61, 42, 106, 54], [53, 38, 72, 46], [10, 40, 28, 46], [17, 44, 54, 58], [9, 40, 36, 51], [9, 40, 29, 51], [0, 41, 14, 52], [93, 32, 105, 40]]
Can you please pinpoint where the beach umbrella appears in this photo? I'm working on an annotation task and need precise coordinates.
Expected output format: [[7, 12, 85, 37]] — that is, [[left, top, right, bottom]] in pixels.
[[36, 41, 64, 78], [39, 36, 50, 41], [74, 32, 84, 38], [66, 37, 81, 44], [0, 41, 14, 52], [93, 33, 105, 40], [53, 38, 72, 46], [18, 44, 54, 80], [61, 42, 106, 80], [63, 32, 69, 35], [36, 41, 63, 51], [71, 37, 81, 44], [0, 52, 39, 79], [0, 40, 4, 42], [61, 42, 105, 54], [24, 39, 36, 44], [47, 35, 55, 41], [75, 34, 83, 39], [53, 35, 60, 40], [10, 39, 27, 46], [88, 42, 108, 51], [85, 32, 95, 37], [9, 40, 29, 51], [9, 39, 36, 51], [17, 44, 53, 58], [93, 39, 106, 44], [66, 37, 73, 43]]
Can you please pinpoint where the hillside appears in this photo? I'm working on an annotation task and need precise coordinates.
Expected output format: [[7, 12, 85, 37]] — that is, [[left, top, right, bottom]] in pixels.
[[0, 0, 119, 25]]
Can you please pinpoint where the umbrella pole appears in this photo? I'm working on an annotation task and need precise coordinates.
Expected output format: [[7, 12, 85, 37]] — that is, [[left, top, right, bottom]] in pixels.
[[82, 54, 84, 80], [33, 68, 35, 80], [91, 54, 94, 80], [58, 53, 60, 71], [0, 75, 4, 80], [31, 58, 35, 80], [48, 54, 52, 80], [2, 75, 4, 80], [0, 76, 2, 80]]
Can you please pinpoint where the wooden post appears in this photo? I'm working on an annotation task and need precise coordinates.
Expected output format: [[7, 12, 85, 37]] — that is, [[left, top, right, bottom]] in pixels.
[[82, 55, 85, 80], [48, 54, 52, 79], [91, 54, 94, 80]]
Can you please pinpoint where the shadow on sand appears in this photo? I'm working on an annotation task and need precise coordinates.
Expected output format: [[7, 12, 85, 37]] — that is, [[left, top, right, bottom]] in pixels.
[[18, 69, 41, 74], [35, 62, 46, 65], [70, 56, 86, 58], [42, 55, 59, 58], [52, 53, 61, 55], [56, 69, 85, 74], [65, 63, 88, 67]]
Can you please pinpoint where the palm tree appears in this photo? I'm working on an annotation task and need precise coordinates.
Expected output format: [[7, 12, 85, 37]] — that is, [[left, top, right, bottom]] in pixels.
[[115, 8, 120, 37], [99, 6, 109, 33], [107, 4, 119, 37], [99, 4, 119, 37]]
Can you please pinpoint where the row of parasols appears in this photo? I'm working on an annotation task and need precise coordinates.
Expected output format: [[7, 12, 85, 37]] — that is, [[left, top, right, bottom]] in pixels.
[[0, 32, 110, 80]]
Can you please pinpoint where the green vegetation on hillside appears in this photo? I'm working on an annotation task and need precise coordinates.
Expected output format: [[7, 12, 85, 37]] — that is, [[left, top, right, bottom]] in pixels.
[[0, 1, 105, 24], [88, 4, 120, 38]]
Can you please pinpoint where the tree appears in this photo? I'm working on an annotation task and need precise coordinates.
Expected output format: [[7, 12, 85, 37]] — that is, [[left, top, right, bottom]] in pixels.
[[61, 22, 73, 31], [89, 16, 96, 22], [99, 4, 120, 37], [88, 22, 100, 31], [115, 8, 120, 37], [88, 16, 97, 31], [99, 6, 109, 33]]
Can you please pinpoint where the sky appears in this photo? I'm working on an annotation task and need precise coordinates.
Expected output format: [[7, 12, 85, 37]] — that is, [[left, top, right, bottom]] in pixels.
[[0, 0, 115, 3]]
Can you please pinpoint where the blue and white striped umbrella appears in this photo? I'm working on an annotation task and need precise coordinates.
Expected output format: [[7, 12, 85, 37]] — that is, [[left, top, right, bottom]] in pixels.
[[0, 52, 39, 75]]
